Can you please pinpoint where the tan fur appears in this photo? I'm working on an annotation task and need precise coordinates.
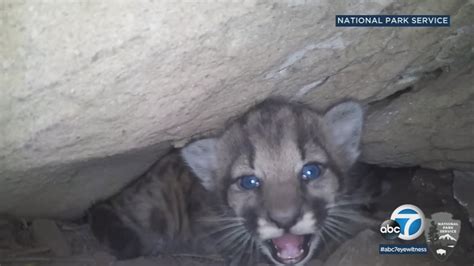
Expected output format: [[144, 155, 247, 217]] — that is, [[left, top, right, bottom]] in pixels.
[[90, 151, 213, 257]]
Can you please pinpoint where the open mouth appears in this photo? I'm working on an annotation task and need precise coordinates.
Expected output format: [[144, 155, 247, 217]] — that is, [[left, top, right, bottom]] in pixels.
[[266, 234, 313, 265]]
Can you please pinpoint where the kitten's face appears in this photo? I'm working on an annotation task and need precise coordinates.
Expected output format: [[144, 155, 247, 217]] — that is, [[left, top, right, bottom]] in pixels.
[[183, 99, 363, 265], [225, 137, 341, 265]]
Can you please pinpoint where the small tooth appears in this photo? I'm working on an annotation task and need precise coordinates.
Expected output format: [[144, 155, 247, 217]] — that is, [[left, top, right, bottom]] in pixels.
[[277, 252, 281, 257]]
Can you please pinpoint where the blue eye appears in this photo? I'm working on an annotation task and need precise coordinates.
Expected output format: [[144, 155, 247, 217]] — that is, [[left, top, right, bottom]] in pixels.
[[301, 164, 322, 181], [239, 175, 261, 190]]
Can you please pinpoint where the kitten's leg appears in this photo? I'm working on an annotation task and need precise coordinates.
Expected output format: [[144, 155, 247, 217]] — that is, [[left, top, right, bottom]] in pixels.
[[89, 204, 142, 260]]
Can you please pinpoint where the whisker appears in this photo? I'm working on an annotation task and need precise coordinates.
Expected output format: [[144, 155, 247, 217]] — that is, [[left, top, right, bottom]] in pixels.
[[321, 226, 343, 243], [323, 222, 348, 241], [326, 214, 356, 223], [226, 233, 251, 263], [317, 230, 328, 250], [325, 217, 349, 227], [248, 237, 256, 265], [324, 221, 347, 236], [229, 233, 250, 253], [327, 208, 364, 217], [326, 200, 369, 209], [325, 218, 353, 235], [204, 222, 245, 236], [215, 227, 247, 248], [327, 207, 365, 213], [327, 210, 363, 217], [327, 211, 376, 225], [198, 217, 245, 223]]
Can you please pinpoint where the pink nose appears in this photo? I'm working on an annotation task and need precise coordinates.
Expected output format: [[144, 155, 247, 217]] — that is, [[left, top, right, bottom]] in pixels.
[[268, 208, 301, 229]]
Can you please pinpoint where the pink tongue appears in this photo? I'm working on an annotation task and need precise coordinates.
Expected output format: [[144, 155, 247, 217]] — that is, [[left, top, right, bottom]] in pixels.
[[272, 234, 304, 259]]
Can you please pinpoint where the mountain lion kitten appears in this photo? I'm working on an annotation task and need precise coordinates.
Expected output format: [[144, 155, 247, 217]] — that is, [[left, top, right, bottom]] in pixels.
[[90, 98, 369, 265]]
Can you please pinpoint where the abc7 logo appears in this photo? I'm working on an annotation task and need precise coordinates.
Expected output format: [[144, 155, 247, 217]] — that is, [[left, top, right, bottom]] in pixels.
[[380, 204, 425, 240], [380, 219, 401, 240]]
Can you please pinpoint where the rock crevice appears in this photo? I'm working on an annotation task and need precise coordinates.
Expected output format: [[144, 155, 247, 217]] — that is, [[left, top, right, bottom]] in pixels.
[[1, 0, 473, 217]]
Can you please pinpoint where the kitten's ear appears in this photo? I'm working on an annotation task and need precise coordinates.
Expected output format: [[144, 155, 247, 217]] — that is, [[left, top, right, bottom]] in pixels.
[[321, 101, 363, 166], [181, 138, 219, 190]]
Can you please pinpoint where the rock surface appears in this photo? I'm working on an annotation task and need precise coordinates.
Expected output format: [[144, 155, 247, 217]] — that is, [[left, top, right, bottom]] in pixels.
[[453, 171, 474, 227], [1, 0, 473, 217], [32, 219, 71, 257], [363, 61, 474, 170]]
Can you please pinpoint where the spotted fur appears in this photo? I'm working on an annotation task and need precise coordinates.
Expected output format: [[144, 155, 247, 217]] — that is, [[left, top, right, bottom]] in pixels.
[[90, 98, 371, 265]]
